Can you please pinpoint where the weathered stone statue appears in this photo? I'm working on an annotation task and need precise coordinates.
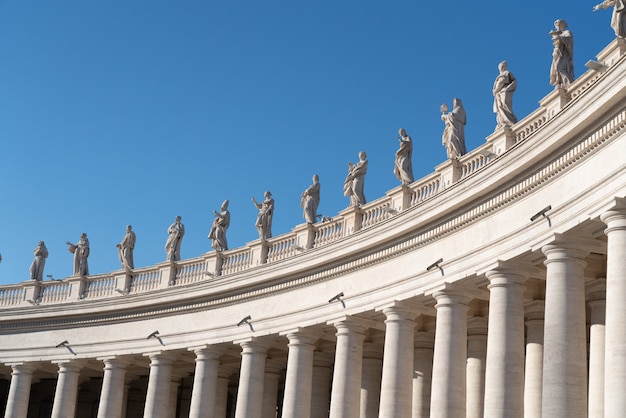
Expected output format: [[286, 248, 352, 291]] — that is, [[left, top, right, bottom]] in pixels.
[[29, 241, 48, 281], [252, 192, 274, 240], [344, 151, 368, 207], [301, 175, 321, 224], [493, 61, 518, 129], [441, 99, 467, 159], [549, 19, 575, 88], [165, 216, 185, 261], [594, 0, 626, 38], [66, 233, 89, 276], [117, 225, 136, 270], [394, 129, 414, 185], [209, 200, 230, 251]]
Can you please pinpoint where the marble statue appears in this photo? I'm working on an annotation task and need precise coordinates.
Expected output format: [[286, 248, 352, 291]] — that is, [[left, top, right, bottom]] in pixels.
[[117, 225, 136, 270], [493, 61, 518, 129], [165, 216, 185, 261], [66, 233, 89, 276], [594, 0, 626, 38], [209, 200, 230, 251], [441, 99, 467, 159], [549, 19, 575, 88], [344, 151, 368, 207], [394, 128, 414, 185], [29, 241, 48, 281], [301, 174, 321, 224], [252, 192, 274, 240]]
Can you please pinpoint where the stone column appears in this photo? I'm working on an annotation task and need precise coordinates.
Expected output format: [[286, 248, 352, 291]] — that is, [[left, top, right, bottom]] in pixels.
[[281, 331, 317, 418], [587, 279, 606, 418], [96, 357, 129, 418], [601, 206, 626, 418], [215, 366, 234, 418], [261, 362, 282, 418], [234, 339, 268, 418], [523, 300, 544, 418], [51, 361, 82, 418], [311, 352, 333, 418], [168, 379, 180, 418], [4, 363, 36, 418], [378, 304, 419, 418], [188, 346, 222, 418], [429, 289, 470, 418], [412, 331, 434, 418], [483, 268, 527, 418], [541, 237, 589, 418], [328, 317, 367, 418], [466, 317, 488, 418], [143, 353, 174, 418], [360, 342, 383, 418]]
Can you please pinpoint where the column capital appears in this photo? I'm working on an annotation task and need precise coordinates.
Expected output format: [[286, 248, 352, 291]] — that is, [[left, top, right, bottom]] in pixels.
[[187, 345, 224, 361], [7, 362, 37, 374], [541, 233, 602, 263], [143, 351, 177, 365], [485, 263, 529, 287], [432, 288, 472, 307], [375, 299, 434, 319], [326, 315, 378, 333], [52, 360, 84, 372], [600, 197, 626, 231], [235, 337, 271, 354], [279, 328, 319, 346], [98, 356, 132, 370]]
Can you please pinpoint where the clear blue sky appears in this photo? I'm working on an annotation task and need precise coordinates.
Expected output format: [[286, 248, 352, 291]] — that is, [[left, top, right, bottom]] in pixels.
[[0, 1, 616, 285]]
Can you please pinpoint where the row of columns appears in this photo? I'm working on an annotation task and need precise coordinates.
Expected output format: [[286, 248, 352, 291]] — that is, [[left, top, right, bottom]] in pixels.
[[3, 205, 626, 418]]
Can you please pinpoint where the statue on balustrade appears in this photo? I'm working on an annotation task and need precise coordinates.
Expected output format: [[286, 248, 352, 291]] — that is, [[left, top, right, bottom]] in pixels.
[[493, 60, 518, 129], [594, 0, 626, 38], [29, 241, 48, 281], [301, 174, 321, 224], [252, 191, 274, 240], [66, 233, 89, 276], [209, 200, 230, 251], [344, 151, 368, 207], [440, 98, 467, 159], [549, 19, 574, 88], [117, 225, 136, 270], [165, 216, 185, 262], [394, 128, 414, 185]]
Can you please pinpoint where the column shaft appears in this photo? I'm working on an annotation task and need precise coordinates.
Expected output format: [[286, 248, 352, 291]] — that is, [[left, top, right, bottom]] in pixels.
[[234, 340, 268, 418], [189, 347, 221, 418], [429, 290, 470, 418], [412, 332, 434, 418], [328, 319, 366, 418], [96, 358, 128, 418], [523, 300, 544, 418], [378, 306, 418, 418], [4, 363, 35, 418], [361, 343, 383, 418], [261, 367, 281, 418], [601, 208, 626, 417], [310, 353, 333, 418], [466, 318, 487, 418], [51, 362, 82, 418], [143, 354, 174, 418], [588, 297, 606, 418], [282, 332, 317, 418], [484, 270, 526, 418], [541, 241, 589, 418]]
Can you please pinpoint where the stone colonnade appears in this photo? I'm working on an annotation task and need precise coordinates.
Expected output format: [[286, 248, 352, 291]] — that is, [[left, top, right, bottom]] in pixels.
[[3, 207, 626, 417]]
